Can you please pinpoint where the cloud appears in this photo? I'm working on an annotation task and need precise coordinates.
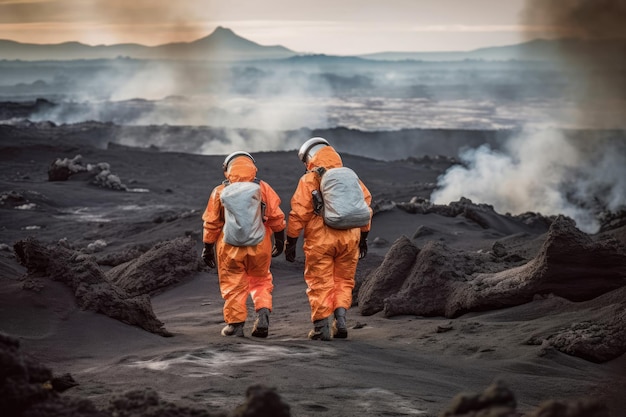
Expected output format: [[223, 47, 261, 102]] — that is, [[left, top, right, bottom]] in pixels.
[[408, 24, 545, 33]]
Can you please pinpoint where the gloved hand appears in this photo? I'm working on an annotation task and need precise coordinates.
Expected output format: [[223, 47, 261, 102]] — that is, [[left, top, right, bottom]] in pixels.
[[272, 229, 285, 257], [359, 231, 369, 259], [285, 236, 298, 262], [202, 242, 216, 268]]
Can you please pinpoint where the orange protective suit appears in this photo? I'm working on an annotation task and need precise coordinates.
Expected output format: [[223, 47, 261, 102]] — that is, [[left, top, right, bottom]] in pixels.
[[202, 156, 286, 324], [287, 146, 372, 322]]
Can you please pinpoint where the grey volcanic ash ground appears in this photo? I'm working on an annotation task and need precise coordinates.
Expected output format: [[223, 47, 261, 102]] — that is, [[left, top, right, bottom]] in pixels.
[[1, 120, 625, 417]]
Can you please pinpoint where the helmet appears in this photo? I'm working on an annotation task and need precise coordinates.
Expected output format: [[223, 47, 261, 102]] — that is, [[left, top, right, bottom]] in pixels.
[[223, 151, 255, 171], [298, 137, 329, 163]]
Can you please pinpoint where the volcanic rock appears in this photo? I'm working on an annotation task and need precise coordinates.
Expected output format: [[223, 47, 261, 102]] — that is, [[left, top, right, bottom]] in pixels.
[[439, 380, 608, 417], [357, 216, 626, 361], [373, 216, 625, 318], [357, 236, 419, 316], [526, 285, 626, 363], [106, 237, 198, 297], [13, 237, 171, 336]]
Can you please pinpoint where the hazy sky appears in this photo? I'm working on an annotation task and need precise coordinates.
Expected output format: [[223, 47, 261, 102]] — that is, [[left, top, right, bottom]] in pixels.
[[0, 0, 544, 54]]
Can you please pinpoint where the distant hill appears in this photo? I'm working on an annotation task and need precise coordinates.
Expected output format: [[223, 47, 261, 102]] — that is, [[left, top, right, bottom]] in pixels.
[[0, 27, 297, 61], [358, 38, 626, 63], [2, 28, 624, 64]]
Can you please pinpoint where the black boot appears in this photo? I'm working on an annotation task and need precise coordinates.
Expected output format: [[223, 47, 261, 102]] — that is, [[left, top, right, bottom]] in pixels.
[[221, 322, 244, 337], [333, 307, 348, 339], [308, 317, 332, 341], [251, 308, 270, 338]]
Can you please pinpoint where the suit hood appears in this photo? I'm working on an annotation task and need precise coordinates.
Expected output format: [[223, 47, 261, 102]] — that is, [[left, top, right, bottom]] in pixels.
[[225, 156, 258, 182], [306, 146, 343, 171]]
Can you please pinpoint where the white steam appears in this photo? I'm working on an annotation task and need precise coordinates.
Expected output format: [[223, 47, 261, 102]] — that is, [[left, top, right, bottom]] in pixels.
[[430, 129, 626, 234], [26, 60, 334, 148]]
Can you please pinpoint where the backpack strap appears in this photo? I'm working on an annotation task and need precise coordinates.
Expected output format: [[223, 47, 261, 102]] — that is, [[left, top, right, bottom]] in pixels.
[[253, 178, 266, 222], [312, 166, 326, 177], [309, 169, 325, 215], [311, 189, 323, 215], [222, 177, 260, 186]]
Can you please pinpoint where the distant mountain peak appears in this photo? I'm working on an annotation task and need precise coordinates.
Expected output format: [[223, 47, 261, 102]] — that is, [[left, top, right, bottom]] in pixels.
[[212, 26, 235, 36], [0, 25, 294, 61], [191, 26, 259, 48], [205, 26, 246, 42]]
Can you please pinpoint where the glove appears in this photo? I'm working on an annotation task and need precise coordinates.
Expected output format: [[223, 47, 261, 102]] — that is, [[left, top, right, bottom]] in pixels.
[[285, 236, 298, 262], [359, 231, 369, 259], [201, 242, 216, 268], [272, 229, 285, 257]]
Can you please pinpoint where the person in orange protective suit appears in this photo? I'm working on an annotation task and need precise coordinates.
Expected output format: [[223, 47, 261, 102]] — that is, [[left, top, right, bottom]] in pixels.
[[285, 137, 372, 341], [202, 151, 286, 338]]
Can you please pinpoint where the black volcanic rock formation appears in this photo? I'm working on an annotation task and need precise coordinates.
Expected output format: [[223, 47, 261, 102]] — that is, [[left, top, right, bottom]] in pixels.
[[357, 236, 419, 316], [106, 237, 198, 297], [13, 237, 171, 336], [358, 216, 626, 362]]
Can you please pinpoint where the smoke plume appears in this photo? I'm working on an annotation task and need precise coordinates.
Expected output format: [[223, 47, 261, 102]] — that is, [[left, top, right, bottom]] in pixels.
[[522, 0, 626, 40], [431, 0, 626, 233], [431, 130, 626, 233]]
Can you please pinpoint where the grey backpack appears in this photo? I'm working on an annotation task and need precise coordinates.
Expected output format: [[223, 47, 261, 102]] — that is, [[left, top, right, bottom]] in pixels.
[[220, 179, 266, 246], [313, 167, 370, 229]]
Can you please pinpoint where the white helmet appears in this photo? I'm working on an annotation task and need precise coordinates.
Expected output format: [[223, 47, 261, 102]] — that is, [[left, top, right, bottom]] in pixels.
[[223, 151, 255, 171], [298, 137, 329, 163]]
